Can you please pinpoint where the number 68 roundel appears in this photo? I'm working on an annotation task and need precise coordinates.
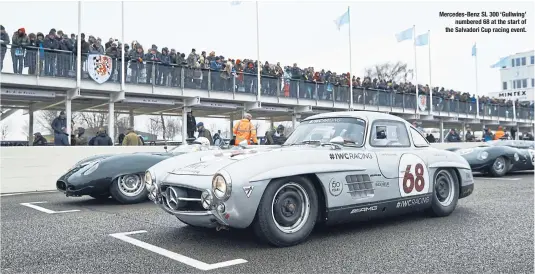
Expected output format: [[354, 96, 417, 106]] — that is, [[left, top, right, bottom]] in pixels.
[[398, 154, 430, 197]]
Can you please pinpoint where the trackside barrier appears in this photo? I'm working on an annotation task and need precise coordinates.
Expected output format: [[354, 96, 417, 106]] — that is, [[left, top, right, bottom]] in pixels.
[[0, 143, 481, 194]]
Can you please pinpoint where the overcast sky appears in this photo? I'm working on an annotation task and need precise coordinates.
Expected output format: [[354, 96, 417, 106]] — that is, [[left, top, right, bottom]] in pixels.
[[1, 0, 533, 140]]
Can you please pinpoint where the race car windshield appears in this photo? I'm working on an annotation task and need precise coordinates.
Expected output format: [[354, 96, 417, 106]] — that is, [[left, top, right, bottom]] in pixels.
[[283, 117, 366, 147]]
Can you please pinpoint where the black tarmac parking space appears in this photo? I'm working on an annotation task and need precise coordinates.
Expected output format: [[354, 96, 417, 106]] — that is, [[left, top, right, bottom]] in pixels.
[[1, 172, 534, 274]]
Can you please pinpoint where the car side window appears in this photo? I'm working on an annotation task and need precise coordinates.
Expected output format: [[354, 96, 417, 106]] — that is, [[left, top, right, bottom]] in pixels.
[[410, 127, 429, 147], [369, 120, 410, 147]]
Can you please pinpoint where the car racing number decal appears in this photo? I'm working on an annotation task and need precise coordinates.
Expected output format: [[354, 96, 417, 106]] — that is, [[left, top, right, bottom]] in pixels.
[[528, 150, 535, 165], [398, 154, 430, 197]]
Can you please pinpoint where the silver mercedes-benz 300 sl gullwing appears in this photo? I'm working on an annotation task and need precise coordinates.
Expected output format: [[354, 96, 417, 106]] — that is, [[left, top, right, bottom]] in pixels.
[[144, 111, 474, 247]]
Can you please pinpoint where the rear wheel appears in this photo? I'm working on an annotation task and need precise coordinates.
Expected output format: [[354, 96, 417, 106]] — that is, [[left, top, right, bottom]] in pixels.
[[110, 174, 148, 204], [253, 176, 318, 247], [427, 169, 459, 217], [489, 156, 509, 177]]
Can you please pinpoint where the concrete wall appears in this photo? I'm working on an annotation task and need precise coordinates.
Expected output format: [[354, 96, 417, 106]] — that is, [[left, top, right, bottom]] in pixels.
[[0, 143, 481, 194]]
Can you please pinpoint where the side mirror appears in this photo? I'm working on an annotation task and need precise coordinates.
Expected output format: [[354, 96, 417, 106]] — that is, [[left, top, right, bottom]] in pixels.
[[239, 140, 248, 148], [164, 145, 168, 152], [329, 136, 344, 143]]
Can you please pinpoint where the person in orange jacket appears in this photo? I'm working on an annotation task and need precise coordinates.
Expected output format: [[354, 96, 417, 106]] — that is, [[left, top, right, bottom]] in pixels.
[[233, 112, 258, 145], [494, 126, 505, 140]]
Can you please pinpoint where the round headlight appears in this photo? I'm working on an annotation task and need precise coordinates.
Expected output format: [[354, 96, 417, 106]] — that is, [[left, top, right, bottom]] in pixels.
[[478, 151, 489, 160], [83, 161, 100, 175], [145, 171, 153, 186], [212, 175, 227, 199]]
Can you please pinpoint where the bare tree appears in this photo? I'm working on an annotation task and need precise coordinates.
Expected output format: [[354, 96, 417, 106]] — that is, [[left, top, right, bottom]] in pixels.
[[164, 117, 181, 140], [364, 61, 414, 82], [0, 122, 9, 140], [159, 114, 167, 140], [147, 117, 162, 138], [78, 112, 107, 129]]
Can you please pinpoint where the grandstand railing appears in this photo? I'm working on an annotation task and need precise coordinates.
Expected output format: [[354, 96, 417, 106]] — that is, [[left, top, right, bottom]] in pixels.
[[1, 45, 533, 121]]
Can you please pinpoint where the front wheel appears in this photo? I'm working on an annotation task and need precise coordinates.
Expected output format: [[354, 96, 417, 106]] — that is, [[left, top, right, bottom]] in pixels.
[[427, 169, 459, 217], [489, 156, 509, 177], [110, 174, 149, 204], [253, 176, 318, 247]]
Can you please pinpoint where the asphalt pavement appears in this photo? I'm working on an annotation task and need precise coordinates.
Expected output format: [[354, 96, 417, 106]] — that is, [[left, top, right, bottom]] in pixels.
[[1, 171, 533, 274]]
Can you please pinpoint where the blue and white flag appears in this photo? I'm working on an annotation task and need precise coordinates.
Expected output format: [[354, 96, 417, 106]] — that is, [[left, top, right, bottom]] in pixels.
[[230, 1, 242, 6], [395, 27, 413, 42], [490, 56, 509, 68], [415, 32, 429, 46], [471, 43, 477, 57], [334, 9, 350, 30]]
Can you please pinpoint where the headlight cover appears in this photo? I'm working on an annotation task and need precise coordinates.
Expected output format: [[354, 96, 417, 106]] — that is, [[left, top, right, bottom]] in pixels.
[[478, 151, 489, 160], [82, 161, 100, 175], [212, 170, 232, 201], [145, 171, 153, 186]]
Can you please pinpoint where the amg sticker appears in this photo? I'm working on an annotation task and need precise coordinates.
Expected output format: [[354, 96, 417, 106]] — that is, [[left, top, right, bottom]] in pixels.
[[328, 178, 343, 196], [370, 174, 382, 177], [329, 152, 373, 160], [396, 196, 430, 208], [375, 181, 390, 187], [350, 206, 377, 214]]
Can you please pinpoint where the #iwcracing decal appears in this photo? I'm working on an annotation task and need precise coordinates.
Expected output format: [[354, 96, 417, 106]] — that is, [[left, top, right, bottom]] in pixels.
[[397, 154, 430, 197], [396, 196, 430, 208], [329, 152, 373, 160], [328, 178, 343, 196]]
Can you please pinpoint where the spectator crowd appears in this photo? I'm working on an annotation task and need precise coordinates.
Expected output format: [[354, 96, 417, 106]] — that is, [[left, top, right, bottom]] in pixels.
[[1, 24, 533, 146]]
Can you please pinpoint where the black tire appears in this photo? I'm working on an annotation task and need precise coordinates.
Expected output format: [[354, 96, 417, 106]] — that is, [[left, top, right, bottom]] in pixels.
[[109, 174, 149, 204], [89, 193, 110, 200], [427, 169, 459, 217], [253, 176, 318, 247], [489, 156, 509, 177]]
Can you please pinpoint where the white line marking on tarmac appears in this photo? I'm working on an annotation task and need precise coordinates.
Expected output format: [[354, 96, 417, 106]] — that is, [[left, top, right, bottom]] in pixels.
[[109, 230, 248, 271], [1, 190, 57, 197], [475, 177, 522, 181], [20, 201, 81, 214]]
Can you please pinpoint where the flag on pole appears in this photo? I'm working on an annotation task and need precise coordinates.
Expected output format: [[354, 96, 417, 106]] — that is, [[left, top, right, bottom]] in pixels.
[[334, 9, 350, 30], [230, 1, 242, 6], [415, 32, 429, 46], [471, 43, 477, 56], [490, 56, 510, 68], [395, 27, 413, 42]]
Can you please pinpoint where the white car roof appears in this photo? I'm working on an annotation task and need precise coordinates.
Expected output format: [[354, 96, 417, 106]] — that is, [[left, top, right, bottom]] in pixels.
[[303, 111, 410, 125]]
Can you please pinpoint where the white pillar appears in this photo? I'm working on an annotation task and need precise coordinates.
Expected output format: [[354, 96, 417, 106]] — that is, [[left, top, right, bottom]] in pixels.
[[66, 99, 72, 145], [230, 116, 234, 139], [108, 100, 115, 145], [462, 122, 466, 142], [129, 109, 134, 127], [439, 119, 444, 143], [28, 105, 34, 145], [292, 114, 300, 129]]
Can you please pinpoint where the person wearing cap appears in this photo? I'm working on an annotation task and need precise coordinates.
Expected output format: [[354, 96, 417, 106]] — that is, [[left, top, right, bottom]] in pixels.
[[233, 113, 258, 145], [32, 132, 48, 146], [51, 111, 69, 145], [11, 27, 29, 74], [494, 126, 505, 140], [74, 127, 88, 145], [0, 25, 9, 71], [265, 124, 286, 145], [196, 122, 213, 145], [122, 127, 141, 146]]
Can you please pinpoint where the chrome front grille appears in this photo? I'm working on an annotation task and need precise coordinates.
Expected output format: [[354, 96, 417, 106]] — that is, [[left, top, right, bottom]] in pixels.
[[160, 185, 205, 212], [345, 174, 374, 199]]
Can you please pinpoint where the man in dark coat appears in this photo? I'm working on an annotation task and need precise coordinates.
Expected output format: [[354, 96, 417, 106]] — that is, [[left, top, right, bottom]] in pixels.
[[51, 111, 69, 145], [187, 111, 196, 138]]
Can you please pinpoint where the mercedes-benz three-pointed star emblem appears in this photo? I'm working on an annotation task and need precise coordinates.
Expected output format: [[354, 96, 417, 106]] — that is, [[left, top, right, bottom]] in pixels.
[[166, 187, 180, 210]]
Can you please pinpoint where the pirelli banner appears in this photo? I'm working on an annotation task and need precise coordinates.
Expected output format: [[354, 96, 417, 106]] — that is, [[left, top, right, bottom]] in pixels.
[[489, 90, 534, 102]]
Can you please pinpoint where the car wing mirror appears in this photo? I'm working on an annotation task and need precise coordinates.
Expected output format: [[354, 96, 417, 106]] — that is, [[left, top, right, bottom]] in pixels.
[[164, 145, 168, 152]]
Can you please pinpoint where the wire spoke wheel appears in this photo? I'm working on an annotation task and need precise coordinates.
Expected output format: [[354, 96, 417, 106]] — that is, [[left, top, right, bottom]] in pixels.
[[118, 174, 145, 197], [434, 170, 455, 207], [271, 182, 310, 234]]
